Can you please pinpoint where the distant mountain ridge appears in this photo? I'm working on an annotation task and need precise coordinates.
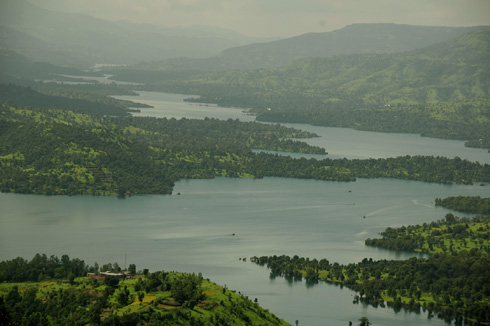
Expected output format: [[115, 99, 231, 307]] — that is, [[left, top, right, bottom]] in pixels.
[[129, 23, 490, 72], [149, 29, 490, 146], [217, 23, 490, 69], [171, 29, 490, 107], [0, 0, 273, 68]]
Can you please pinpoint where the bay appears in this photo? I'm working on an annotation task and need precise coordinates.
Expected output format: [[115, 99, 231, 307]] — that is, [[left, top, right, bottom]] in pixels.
[[114, 91, 490, 163], [2, 90, 490, 325], [1, 179, 488, 326], [122, 91, 255, 122]]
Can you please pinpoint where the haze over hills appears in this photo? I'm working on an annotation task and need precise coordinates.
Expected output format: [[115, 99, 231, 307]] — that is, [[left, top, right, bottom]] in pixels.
[[0, 0, 274, 68], [1, 0, 489, 147], [125, 23, 490, 72], [125, 29, 490, 105], [143, 29, 490, 146], [0, 48, 101, 85]]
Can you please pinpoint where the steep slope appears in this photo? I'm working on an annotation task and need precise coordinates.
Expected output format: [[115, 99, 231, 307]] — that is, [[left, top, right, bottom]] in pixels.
[[0, 25, 92, 67], [154, 30, 490, 145], [215, 23, 490, 69], [159, 29, 490, 104], [0, 48, 102, 83], [0, 0, 268, 67], [123, 23, 490, 73]]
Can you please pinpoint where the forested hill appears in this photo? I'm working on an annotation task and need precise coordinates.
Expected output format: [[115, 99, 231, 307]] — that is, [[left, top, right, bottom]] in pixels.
[[113, 24, 490, 73], [214, 24, 490, 70], [0, 255, 289, 326], [0, 49, 102, 83], [0, 84, 140, 116], [253, 215, 490, 324], [1, 104, 489, 196], [142, 29, 490, 148]]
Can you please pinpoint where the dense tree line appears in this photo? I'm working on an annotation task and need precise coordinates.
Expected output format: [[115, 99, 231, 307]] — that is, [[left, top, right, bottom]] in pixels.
[[0, 253, 129, 283], [2, 104, 489, 196], [132, 31, 490, 148], [0, 255, 288, 326], [250, 214, 490, 324], [365, 214, 490, 255], [251, 247, 490, 325], [108, 115, 325, 154], [435, 196, 490, 214], [0, 84, 138, 116], [0, 254, 84, 283]]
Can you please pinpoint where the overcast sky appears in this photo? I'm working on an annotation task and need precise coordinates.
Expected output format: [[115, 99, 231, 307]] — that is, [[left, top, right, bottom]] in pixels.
[[26, 0, 490, 37]]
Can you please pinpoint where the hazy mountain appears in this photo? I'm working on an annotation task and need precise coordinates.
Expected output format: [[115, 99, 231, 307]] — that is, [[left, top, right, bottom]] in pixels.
[[216, 23, 490, 69], [0, 25, 94, 67], [0, 0, 272, 68], [0, 48, 100, 84], [167, 29, 490, 105], [148, 30, 490, 144], [131, 23, 490, 72]]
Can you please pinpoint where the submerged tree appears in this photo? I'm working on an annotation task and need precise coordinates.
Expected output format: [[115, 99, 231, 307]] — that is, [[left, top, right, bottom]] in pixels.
[[358, 317, 371, 326]]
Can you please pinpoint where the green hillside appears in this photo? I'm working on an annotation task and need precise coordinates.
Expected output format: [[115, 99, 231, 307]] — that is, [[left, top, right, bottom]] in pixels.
[[0, 84, 142, 116], [0, 255, 289, 326], [144, 30, 490, 147], [2, 104, 488, 196], [0, 104, 325, 196]]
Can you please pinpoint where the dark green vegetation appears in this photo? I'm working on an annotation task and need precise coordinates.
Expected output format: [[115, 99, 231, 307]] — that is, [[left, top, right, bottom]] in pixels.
[[0, 84, 147, 117], [252, 216, 490, 325], [2, 104, 489, 196], [0, 254, 91, 283], [0, 255, 289, 326], [0, 104, 323, 195], [123, 29, 490, 148], [365, 214, 490, 254], [435, 196, 490, 215]]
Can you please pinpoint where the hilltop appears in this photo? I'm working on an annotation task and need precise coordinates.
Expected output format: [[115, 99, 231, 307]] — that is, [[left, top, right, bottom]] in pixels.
[[137, 29, 490, 147], [118, 23, 490, 73], [0, 254, 289, 325], [0, 0, 273, 68]]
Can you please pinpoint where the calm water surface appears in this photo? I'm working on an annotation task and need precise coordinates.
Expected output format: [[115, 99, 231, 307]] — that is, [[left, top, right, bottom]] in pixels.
[[115, 91, 490, 163], [2, 91, 490, 325], [2, 179, 489, 325]]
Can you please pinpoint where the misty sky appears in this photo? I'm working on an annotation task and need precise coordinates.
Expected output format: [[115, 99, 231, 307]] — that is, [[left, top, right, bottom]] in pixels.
[[24, 0, 490, 37]]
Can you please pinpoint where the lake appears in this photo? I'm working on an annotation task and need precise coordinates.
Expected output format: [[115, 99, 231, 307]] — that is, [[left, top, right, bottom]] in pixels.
[[2, 91, 489, 326], [2, 178, 488, 325], [115, 91, 490, 163]]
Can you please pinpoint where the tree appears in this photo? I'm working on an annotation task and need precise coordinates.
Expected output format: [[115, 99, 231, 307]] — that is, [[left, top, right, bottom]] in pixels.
[[170, 274, 205, 308], [113, 262, 121, 272], [68, 272, 76, 285], [138, 292, 145, 305], [445, 213, 456, 224], [104, 276, 119, 288], [128, 264, 136, 275], [358, 317, 371, 326]]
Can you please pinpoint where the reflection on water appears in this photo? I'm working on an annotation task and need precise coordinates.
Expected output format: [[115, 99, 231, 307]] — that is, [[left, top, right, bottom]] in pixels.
[[2, 91, 489, 325], [116, 91, 490, 163], [1, 178, 488, 325]]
